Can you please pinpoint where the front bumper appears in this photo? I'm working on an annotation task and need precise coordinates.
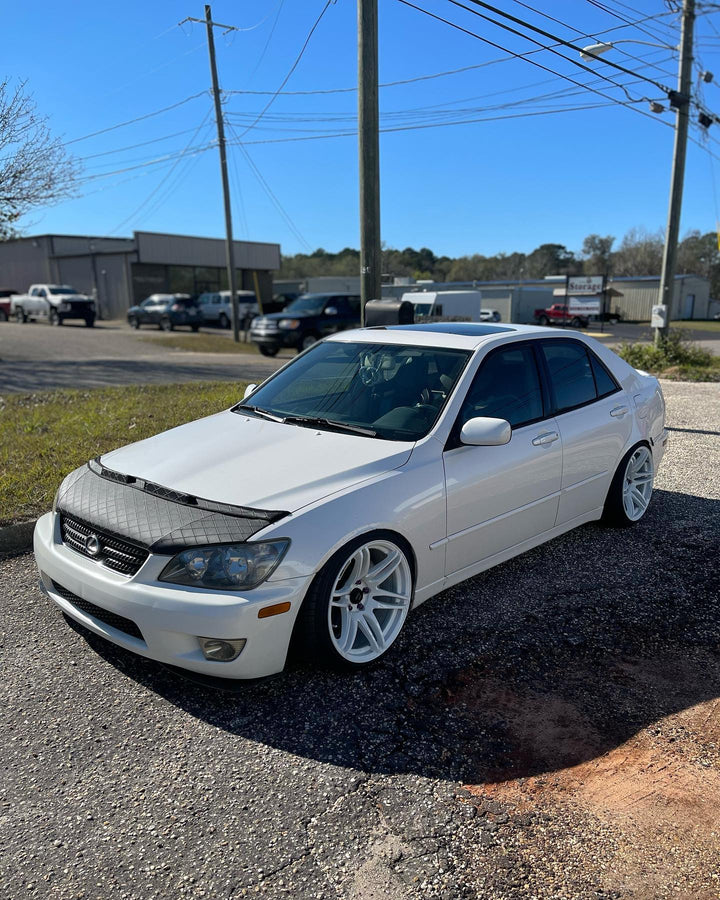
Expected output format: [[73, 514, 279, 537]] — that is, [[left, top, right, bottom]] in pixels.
[[250, 329, 299, 350], [33, 513, 312, 679]]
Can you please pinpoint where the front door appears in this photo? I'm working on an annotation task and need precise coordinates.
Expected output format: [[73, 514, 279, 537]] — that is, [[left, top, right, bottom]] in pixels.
[[443, 342, 562, 577]]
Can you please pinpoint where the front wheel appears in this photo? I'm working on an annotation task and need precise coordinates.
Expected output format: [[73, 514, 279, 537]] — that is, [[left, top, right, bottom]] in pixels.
[[602, 444, 654, 527], [571, 317, 581, 328], [538, 315, 549, 326], [296, 534, 413, 669], [49, 308, 62, 326], [160, 317, 174, 332], [14, 307, 26, 323], [218, 313, 229, 330], [258, 345, 279, 357], [299, 333, 318, 353], [85, 316, 95, 328], [129, 316, 140, 330], [190, 323, 200, 332]]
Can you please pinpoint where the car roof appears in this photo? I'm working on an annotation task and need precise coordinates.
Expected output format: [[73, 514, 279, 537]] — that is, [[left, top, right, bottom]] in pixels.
[[327, 322, 558, 350]]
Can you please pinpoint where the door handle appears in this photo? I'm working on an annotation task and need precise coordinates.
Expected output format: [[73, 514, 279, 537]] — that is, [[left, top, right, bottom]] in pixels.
[[532, 431, 559, 446], [610, 405, 629, 418]]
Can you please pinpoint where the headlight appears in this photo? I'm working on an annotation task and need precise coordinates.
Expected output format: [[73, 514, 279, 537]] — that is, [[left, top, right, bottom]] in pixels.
[[278, 318, 301, 329], [159, 540, 289, 590]]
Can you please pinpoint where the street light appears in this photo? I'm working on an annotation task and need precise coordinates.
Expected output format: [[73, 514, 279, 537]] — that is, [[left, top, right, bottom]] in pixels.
[[580, 39, 675, 60]]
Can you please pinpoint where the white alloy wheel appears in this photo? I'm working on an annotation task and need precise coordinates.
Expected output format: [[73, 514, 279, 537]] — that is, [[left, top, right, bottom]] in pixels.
[[622, 445, 654, 521], [327, 540, 412, 663]]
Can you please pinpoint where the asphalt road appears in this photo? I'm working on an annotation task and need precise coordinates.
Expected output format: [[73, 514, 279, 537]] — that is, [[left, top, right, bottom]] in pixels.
[[1, 319, 718, 393], [1, 383, 719, 898], [0, 320, 286, 392]]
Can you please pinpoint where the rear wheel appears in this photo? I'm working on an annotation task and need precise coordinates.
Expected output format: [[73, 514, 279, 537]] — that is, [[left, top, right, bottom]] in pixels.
[[602, 444, 654, 527], [538, 315, 549, 326], [571, 317, 581, 328], [0, 310, 7, 323], [218, 313, 229, 330], [258, 345, 278, 357], [296, 534, 413, 669], [190, 323, 200, 332], [14, 307, 26, 323], [161, 317, 174, 332]]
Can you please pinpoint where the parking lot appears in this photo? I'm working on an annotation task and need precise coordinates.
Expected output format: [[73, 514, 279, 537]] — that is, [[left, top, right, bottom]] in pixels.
[[1, 381, 718, 899]]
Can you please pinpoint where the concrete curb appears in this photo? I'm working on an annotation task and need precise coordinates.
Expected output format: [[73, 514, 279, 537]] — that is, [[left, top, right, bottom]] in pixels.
[[0, 520, 36, 554]]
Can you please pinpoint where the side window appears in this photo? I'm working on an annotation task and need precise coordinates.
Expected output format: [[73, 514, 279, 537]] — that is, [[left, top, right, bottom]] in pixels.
[[541, 341, 596, 413], [589, 352, 619, 398], [458, 344, 544, 429]]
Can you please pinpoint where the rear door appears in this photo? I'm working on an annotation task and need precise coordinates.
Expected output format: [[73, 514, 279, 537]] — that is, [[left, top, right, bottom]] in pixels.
[[538, 338, 631, 525], [443, 341, 562, 576]]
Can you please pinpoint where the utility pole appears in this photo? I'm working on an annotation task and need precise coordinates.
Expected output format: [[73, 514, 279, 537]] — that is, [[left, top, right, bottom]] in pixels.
[[180, 6, 241, 342], [656, 0, 695, 345], [358, 0, 380, 325]]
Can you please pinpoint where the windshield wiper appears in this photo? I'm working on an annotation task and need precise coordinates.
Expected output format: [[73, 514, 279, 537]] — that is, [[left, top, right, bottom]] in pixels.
[[283, 415, 376, 437], [235, 405, 285, 423]]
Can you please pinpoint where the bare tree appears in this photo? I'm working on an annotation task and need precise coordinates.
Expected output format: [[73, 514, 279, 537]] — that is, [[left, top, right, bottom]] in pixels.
[[0, 79, 77, 239]]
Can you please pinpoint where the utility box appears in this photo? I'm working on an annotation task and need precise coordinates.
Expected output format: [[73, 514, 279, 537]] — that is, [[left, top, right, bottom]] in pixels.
[[364, 298, 415, 326], [651, 304, 667, 329]]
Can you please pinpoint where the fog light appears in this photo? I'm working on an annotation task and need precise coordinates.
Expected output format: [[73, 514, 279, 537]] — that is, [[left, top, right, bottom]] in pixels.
[[198, 637, 247, 661]]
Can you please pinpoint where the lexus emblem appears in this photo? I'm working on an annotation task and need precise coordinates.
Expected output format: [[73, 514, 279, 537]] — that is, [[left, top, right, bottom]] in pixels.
[[85, 534, 101, 557]]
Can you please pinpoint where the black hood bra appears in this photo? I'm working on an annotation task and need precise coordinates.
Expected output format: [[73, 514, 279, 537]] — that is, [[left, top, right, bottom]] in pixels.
[[55, 460, 288, 553]]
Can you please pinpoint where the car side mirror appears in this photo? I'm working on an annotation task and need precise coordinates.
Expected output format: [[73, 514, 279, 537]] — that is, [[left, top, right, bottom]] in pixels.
[[325, 306, 338, 315], [243, 383, 257, 399], [460, 416, 511, 446]]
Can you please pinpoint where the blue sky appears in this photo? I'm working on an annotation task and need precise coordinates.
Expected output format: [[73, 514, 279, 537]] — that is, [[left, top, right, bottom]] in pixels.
[[6, 0, 720, 258]]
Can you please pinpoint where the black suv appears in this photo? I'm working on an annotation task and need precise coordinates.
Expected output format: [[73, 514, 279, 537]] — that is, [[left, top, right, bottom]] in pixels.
[[250, 293, 361, 356]]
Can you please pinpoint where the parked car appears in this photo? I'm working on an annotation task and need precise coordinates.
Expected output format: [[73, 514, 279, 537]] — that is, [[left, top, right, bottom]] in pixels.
[[534, 303, 589, 328], [127, 294, 201, 331], [11, 284, 96, 327], [35, 322, 667, 681], [250, 292, 361, 356], [197, 290, 258, 329], [0, 288, 19, 322], [479, 309, 501, 322]]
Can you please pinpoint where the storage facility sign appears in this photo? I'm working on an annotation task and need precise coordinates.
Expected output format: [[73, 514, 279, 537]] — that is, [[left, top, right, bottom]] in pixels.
[[568, 295, 601, 315], [567, 275, 604, 295]]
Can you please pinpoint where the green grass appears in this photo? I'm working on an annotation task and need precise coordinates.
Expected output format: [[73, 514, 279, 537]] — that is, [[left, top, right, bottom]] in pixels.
[[669, 319, 720, 334], [0, 381, 247, 527], [617, 330, 720, 382], [138, 333, 258, 353]]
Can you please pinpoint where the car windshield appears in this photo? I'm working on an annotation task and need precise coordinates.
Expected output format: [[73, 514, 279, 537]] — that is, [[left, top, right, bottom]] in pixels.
[[283, 294, 331, 314], [48, 286, 78, 295], [234, 340, 470, 441]]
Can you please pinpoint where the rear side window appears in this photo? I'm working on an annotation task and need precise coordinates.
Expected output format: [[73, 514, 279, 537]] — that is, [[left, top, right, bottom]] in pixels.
[[589, 353, 619, 398], [459, 344, 544, 429], [541, 341, 596, 413]]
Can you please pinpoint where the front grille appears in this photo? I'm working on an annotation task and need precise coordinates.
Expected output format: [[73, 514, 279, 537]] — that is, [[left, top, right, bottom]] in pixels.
[[51, 580, 144, 641], [60, 515, 149, 576]]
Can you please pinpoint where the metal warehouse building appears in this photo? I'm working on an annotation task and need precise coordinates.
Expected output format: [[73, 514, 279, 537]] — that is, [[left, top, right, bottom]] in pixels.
[[385, 274, 711, 323], [0, 231, 281, 320]]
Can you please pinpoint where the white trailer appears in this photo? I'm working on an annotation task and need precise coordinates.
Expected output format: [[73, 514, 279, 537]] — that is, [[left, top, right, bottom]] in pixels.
[[401, 290, 501, 322]]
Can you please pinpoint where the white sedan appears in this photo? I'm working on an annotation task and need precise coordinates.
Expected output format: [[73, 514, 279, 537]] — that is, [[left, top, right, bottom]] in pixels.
[[34, 323, 667, 679]]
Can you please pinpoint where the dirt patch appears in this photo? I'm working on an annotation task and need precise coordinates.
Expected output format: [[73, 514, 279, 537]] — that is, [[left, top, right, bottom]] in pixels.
[[448, 653, 720, 897]]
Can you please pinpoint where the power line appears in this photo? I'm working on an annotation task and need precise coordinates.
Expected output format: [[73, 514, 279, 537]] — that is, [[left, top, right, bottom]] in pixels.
[[585, 0, 680, 46], [234, 0, 334, 139], [444, 0, 671, 94], [78, 127, 205, 161], [247, 0, 286, 85], [65, 92, 208, 145], [75, 141, 215, 183]]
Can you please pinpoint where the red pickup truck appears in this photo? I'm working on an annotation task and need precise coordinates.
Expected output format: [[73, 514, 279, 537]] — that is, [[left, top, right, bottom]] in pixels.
[[534, 303, 589, 328]]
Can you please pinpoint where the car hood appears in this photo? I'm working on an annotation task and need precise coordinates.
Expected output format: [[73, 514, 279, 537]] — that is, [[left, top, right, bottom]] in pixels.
[[257, 311, 316, 321], [100, 410, 413, 513]]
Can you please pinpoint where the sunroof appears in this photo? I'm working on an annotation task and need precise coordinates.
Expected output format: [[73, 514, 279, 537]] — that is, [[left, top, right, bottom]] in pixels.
[[388, 323, 516, 336]]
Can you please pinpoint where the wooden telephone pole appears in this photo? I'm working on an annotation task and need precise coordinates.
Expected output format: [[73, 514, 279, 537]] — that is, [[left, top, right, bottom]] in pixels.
[[358, 0, 380, 325]]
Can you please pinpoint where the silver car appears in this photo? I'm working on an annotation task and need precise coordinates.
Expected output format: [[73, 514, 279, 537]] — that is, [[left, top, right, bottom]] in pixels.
[[197, 290, 258, 329]]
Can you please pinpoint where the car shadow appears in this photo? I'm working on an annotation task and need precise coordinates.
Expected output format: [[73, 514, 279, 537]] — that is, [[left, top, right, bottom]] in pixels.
[[65, 488, 720, 785]]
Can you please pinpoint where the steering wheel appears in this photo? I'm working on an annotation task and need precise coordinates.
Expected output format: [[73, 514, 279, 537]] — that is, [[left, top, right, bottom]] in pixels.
[[359, 365, 380, 386]]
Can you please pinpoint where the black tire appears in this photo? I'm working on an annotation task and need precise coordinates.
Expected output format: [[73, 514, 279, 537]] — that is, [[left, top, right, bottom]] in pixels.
[[298, 332, 319, 353], [49, 308, 61, 326], [85, 316, 95, 328], [191, 323, 200, 332], [161, 317, 174, 332], [293, 531, 414, 671], [538, 315, 549, 326], [218, 313, 229, 330], [0, 310, 7, 323], [14, 307, 26, 324], [571, 317, 581, 328], [609, 316, 620, 325], [602, 443, 654, 528], [129, 316, 140, 330], [258, 345, 279, 357]]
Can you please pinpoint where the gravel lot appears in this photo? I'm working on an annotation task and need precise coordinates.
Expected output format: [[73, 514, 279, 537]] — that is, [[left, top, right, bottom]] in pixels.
[[1, 381, 718, 898]]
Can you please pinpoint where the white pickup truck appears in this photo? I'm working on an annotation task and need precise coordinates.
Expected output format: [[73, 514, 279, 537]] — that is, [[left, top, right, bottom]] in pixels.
[[11, 284, 96, 327]]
